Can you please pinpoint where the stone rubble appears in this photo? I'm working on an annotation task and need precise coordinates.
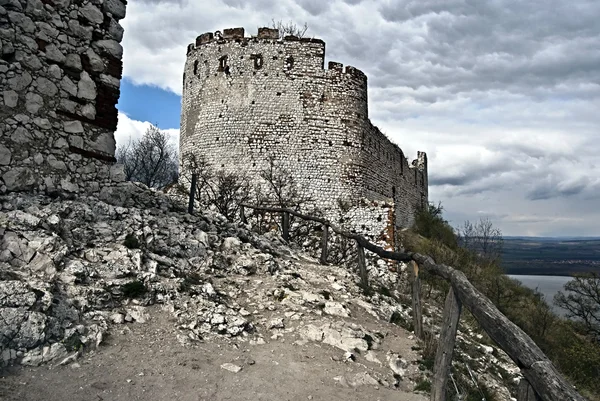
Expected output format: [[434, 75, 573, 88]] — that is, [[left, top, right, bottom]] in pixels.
[[0, 183, 520, 397]]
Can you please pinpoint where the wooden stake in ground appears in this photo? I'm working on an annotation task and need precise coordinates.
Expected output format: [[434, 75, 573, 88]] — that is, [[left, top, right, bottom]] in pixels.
[[431, 287, 462, 401], [410, 260, 424, 340]]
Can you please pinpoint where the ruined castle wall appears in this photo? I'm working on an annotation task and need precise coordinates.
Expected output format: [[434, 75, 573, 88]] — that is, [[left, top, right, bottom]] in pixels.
[[180, 27, 427, 235], [359, 123, 428, 228], [0, 0, 127, 195]]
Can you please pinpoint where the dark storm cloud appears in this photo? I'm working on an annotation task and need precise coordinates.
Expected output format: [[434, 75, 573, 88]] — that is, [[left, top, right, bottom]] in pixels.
[[368, 0, 600, 95], [527, 176, 591, 201], [295, 0, 331, 15]]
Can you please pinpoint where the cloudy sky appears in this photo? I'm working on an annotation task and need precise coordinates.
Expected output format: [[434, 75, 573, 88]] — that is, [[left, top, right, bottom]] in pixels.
[[115, 0, 600, 237]]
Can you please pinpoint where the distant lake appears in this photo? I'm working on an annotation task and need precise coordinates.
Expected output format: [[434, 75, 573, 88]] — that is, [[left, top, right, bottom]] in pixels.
[[508, 275, 573, 316]]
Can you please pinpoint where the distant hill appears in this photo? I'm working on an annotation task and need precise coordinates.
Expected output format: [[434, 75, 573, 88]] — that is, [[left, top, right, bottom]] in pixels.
[[501, 237, 600, 276]]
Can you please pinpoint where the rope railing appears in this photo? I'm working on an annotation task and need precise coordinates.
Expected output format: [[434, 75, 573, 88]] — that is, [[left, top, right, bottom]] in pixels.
[[238, 203, 586, 401]]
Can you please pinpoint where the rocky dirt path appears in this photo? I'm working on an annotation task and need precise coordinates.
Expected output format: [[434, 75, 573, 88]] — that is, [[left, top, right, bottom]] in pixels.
[[1, 305, 427, 401], [1, 252, 431, 401], [0, 192, 431, 400]]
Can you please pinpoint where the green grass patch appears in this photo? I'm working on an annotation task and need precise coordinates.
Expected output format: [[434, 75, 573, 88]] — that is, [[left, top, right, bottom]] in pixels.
[[414, 379, 432, 393]]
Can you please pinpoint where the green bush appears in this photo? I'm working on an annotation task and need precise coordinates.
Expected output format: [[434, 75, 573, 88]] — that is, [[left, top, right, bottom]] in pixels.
[[414, 378, 432, 392], [413, 202, 458, 249], [402, 203, 600, 399], [63, 333, 83, 352]]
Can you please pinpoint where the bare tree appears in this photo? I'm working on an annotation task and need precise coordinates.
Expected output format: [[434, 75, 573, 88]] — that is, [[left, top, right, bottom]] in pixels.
[[258, 156, 310, 209], [116, 124, 178, 189], [457, 217, 503, 264], [555, 272, 600, 341], [271, 19, 308, 38], [180, 153, 214, 205], [204, 170, 253, 221], [179, 153, 252, 221]]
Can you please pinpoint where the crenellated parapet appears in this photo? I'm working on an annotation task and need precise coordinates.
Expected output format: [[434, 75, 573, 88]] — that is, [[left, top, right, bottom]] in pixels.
[[183, 27, 368, 119], [187, 27, 325, 52]]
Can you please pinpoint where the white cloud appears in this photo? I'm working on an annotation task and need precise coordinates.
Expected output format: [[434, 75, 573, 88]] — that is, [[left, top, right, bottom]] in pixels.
[[115, 112, 180, 151]]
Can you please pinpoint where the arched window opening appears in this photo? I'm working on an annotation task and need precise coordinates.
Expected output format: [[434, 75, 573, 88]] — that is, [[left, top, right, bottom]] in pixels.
[[285, 56, 294, 70], [251, 54, 263, 69], [218, 55, 229, 74]]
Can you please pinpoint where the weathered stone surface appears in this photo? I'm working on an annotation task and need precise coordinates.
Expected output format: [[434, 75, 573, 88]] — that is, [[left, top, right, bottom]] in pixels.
[[2, 167, 36, 190], [90, 132, 116, 155], [36, 77, 58, 97], [79, 3, 103, 25], [109, 164, 125, 182], [103, 0, 126, 20], [48, 64, 62, 79], [0, 145, 11, 165], [85, 49, 104, 72], [44, 44, 65, 64], [68, 135, 84, 149], [0, 0, 127, 194], [11, 127, 32, 144], [25, 91, 43, 114], [59, 178, 78, 192], [80, 103, 96, 119], [33, 117, 51, 130], [47, 154, 67, 171], [37, 22, 59, 38], [108, 18, 124, 41], [22, 55, 43, 70], [63, 120, 83, 134], [94, 39, 123, 59], [64, 53, 82, 71], [60, 75, 77, 96], [8, 71, 32, 91], [220, 363, 242, 373], [77, 71, 96, 100], [3, 90, 18, 107], [100, 74, 120, 88]]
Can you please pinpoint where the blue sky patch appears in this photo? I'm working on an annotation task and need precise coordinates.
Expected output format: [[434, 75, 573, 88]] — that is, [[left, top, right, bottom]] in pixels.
[[117, 78, 181, 130]]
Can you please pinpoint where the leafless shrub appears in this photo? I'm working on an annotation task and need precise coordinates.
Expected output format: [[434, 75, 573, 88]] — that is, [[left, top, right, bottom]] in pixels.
[[271, 19, 308, 39], [457, 218, 503, 265], [179, 153, 252, 221], [258, 156, 311, 209], [116, 124, 178, 189]]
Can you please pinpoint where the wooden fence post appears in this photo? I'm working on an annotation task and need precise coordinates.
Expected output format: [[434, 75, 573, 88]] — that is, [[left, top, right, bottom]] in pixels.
[[240, 205, 246, 224], [282, 211, 290, 242], [320, 224, 329, 265], [517, 379, 542, 401], [356, 241, 369, 292], [188, 173, 197, 214], [410, 261, 424, 340], [431, 287, 462, 401]]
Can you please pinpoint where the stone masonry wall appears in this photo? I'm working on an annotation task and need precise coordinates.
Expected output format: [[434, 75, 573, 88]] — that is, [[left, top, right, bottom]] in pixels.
[[0, 0, 127, 195], [180, 27, 427, 241]]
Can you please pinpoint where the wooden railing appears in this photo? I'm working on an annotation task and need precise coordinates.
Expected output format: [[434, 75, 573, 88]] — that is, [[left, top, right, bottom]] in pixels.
[[239, 204, 586, 401]]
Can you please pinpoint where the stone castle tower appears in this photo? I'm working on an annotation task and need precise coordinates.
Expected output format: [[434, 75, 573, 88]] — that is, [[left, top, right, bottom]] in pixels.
[[180, 27, 427, 239]]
